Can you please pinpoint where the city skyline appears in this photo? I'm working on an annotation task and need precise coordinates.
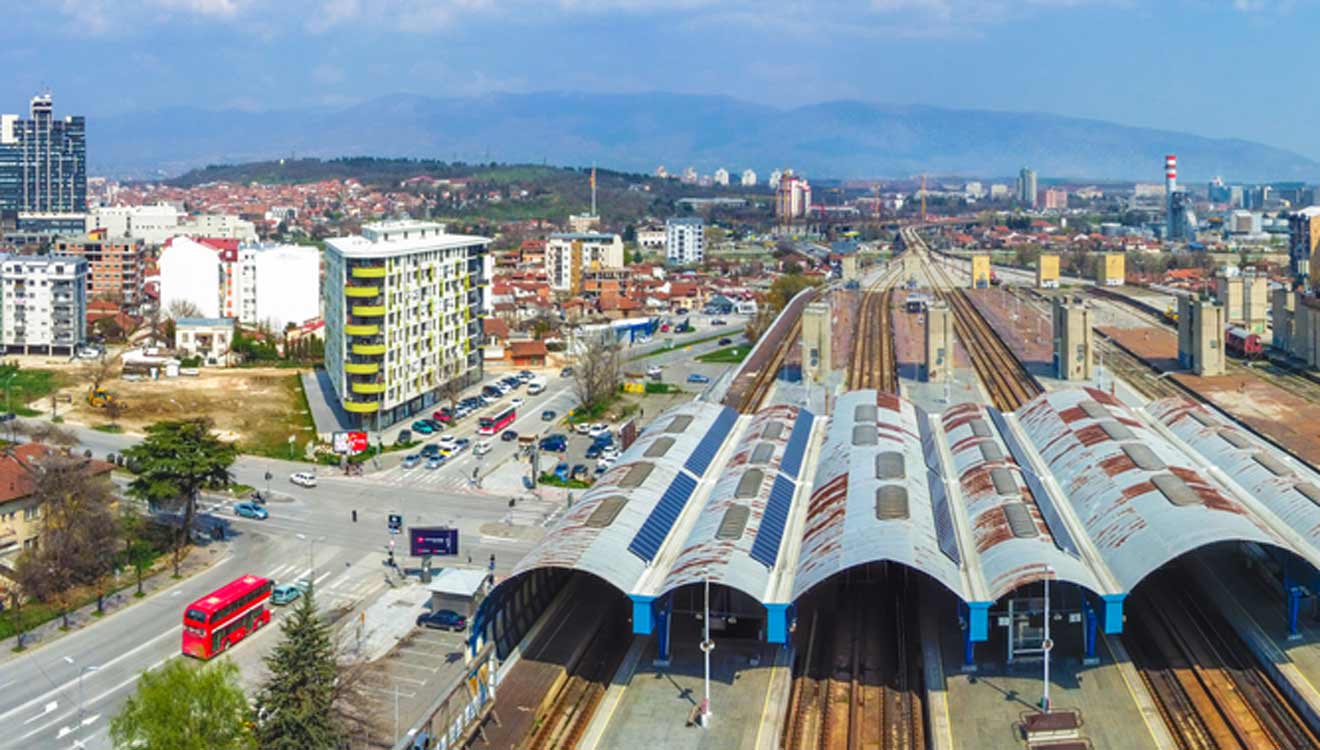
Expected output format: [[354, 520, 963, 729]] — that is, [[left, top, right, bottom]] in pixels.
[[7, 1, 1320, 159]]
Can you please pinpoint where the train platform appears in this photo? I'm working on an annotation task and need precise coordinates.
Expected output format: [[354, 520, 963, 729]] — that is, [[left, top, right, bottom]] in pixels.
[[1099, 324, 1320, 465], [581, 617, 789, 750], [931, 592, 1176, 750], [965, 288, 1057, 384], [1190, 548, 1320, 728]]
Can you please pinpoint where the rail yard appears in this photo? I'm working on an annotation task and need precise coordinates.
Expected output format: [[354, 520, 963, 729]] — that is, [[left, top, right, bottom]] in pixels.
[[436, 225, 1320, 750]]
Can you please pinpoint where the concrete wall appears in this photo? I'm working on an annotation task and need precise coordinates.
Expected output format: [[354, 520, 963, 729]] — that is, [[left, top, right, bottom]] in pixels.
[[1052, 296, 1092, 380], [1037, 254, 1059, 288], [925, 301, 953, 381]]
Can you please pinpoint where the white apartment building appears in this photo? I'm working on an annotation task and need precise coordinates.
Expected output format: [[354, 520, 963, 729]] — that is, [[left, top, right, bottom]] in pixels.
[[637, 226, 666, 251], [159, 236, 222, 318], [324, 220, 489, 428], [741, 169, 757, 187], [86, 204, 257, 245], [713, 168, 729, 186], [231, 244, 320, 329], [0, 255, 87, 355], [545, 232, 625, 293], [665, 217, 704, 265]]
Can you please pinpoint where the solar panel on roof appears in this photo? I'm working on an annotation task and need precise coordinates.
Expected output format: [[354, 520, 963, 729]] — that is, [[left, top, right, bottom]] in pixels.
[[1019, 468, 1081, 557], [628, 472, 699, 562], [928, 468, 962, 565], [684, 407, 737, 477], [780, 410, 813, 479], [918, 412, 940, 471], [750, 475, 796, 568]]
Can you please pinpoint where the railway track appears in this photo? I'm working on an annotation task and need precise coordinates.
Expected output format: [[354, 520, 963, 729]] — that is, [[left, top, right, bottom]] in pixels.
[[903, 228, 1042, 411], [783, 573, 926, 750], [522, 611, 630, 750], [1126, 564, 1320, 750], [725, 288, 815, 414], [849, 284, 900, 393]]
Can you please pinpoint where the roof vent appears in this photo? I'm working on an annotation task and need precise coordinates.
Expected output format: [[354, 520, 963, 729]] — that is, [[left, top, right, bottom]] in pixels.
[[990, 466, 1017, 495], [1080, 401, 1110, 420], [665, 415, 694, 434], [854, 403, 878, 423], [763, 422, 786, 441], [1122, 444, 1166, 471], [716, 505, 750, 541], [585, 496, 628, 528], [619, 462, 655, 489], [1003, 503, 1039, 538], [749, 442, 775, 465], [1253, 453, 1291, 477], [644, 437, 675, 459], [852, 424, 878, 447], [875, 451, 906, 481], [1151, 473, 1200, 507], [979, 442, 1005, 463], [735, 469, 765, 499], [875, 485, 910, 520], [1218, 429, 1251, 449], [1190, 410, 1217, 427], [1295, 482, 1320, 507], [968, 419, 992, 438], [1100, 421, 1135, 441]]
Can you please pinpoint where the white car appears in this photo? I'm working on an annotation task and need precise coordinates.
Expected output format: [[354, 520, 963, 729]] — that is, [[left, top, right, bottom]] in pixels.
[[511, 397, 525, 407], [290, 471, 317, 488], [596, 456, 616, 471], [646, 365, 663, 377], [601, 446, 621, 461], [588, 423, 610, 439], [474, 440, 492, 457], [574, 423, 593, 435], [436, 434, 459, 451]]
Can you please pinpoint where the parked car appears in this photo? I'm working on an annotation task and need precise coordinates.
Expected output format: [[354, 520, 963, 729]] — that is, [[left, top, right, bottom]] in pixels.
[[474, 440, 492, 457], [573, 422, 592, 435], [422, 418, 443, 432], [501, 429, 519, 442], [588, 423, 610, 439], [600, 446, 621, 461], [396, 429, 412, 445], [416, 609, 468, 632], [271, 580, 309, 606], [718, 338, 733, 346], [401, 454, 422, 469], [646, 365, 663, 377], [592, 433, 614, 448], [554, 462, 570, 481], [426, 456, 444, 470], [540, 435, 568, 452], [585, 443, 604, 459], [712, 319, 727, 326], [687, 373, 711, 384], [433, 408, 453, 423], [511, 397, 525, 408], [234, 501, 268, 520], [420, 444, 441, 458], [571, 464, 588, 480], [411, 420, 435, 435], [290, 471, 317, 488], [541, 410, 557, 421], [560, 367, 574, 377]]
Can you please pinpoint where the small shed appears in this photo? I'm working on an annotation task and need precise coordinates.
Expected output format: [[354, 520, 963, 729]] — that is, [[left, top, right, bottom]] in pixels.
[[427, 568, 494, 618]]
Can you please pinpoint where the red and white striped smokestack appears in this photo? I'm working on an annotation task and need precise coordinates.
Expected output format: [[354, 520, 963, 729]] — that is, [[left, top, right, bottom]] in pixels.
[[1165, 154, 1177, 193]]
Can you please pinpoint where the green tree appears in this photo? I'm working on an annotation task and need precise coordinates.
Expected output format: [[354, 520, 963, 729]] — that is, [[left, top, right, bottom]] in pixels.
[[254, 585, 341, 749], [110, 658, 254, 750], [122, 419, 237, 577]]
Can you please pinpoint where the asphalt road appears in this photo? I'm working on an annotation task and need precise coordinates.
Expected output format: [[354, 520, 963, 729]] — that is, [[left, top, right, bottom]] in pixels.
[[0, 319, 751, 750]]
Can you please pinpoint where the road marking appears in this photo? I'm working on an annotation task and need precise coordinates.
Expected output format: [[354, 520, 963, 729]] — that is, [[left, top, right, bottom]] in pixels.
[[392, 675, 428, 686], [23, 701, 58, 725]]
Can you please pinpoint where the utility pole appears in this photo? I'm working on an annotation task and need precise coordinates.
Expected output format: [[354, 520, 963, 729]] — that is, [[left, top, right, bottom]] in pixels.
[[1040, 566, 1054, 712], [699, 568, 714, 727]]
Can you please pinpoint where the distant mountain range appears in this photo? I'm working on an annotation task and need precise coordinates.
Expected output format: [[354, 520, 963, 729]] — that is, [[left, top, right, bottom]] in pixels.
[[89, 92, 1320, 183]]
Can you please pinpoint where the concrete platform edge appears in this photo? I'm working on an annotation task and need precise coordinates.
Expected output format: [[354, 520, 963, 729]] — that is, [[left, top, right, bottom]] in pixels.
[[1098, 634, 1178, 750], [922, 600, 955, 750], [755, 644, 794, 750], [578, 634, 650, 750]]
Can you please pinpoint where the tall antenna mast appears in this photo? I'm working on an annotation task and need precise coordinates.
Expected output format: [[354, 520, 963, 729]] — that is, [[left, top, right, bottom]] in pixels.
[[590, 163, 597, 216]]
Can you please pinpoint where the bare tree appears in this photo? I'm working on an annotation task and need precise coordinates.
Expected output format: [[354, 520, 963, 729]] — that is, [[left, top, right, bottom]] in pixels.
[[14, 421, 79, 448], [165, 299, 203, 320], [81, 352, 119, 395], [572, 334, 622, 412], [103, 398, 125, 429]]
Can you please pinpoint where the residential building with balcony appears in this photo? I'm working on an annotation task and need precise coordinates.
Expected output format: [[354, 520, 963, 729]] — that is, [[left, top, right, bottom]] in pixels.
[[53, 234, 146, 306], [545, 232, 625, 294], [0, 254, 87, 354], [324, 220, 490, 428], [665, 217, 705, 265]]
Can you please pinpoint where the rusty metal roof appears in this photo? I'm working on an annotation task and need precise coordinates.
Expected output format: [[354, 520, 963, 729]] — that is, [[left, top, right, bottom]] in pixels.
[[510, 400, 733, 593], [1016, 387, 1287, 591], [792, 390, 969, 602], [659, 404, 812, 599], [940, 402, 1103, 600]]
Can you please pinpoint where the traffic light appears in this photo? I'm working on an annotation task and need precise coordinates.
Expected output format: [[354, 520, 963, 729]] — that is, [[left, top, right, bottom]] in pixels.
[[388, 513, 402, 533]]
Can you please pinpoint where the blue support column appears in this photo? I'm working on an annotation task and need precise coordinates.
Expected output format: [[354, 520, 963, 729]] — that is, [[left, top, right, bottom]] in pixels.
[[1102, 593, 1126, 635], [1082, 599, 1098, 665], [630, 594, 656, 636], [1289, 585, 1303, 640], [968, 601, 991, 642], [656, 596, 673, 663], [959, 601, 977, 670], [766, 603, 791, 644]]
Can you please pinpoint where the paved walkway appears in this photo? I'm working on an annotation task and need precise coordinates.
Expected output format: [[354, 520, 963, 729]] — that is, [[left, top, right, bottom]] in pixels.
[[302, 368, 352, 436]]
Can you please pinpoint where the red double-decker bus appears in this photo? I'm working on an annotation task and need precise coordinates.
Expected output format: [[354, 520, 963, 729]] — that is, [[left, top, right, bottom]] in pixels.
[[478, 406, 516, 436], [182, 575, 273, 659]]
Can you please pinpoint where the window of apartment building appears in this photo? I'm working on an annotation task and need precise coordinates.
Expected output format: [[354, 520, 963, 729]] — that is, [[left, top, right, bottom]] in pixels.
[[23, 506, 38, 521]]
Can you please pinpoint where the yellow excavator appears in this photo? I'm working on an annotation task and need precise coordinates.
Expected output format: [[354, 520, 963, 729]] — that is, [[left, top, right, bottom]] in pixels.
[[87, 387, 115, 407]]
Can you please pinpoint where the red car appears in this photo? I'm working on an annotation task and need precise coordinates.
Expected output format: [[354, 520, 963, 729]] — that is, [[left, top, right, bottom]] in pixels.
[[432, 408, 453, 423]]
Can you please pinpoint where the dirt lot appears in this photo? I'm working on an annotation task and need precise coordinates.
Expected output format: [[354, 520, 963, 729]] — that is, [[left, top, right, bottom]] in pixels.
[[51, 365, 316, 453]]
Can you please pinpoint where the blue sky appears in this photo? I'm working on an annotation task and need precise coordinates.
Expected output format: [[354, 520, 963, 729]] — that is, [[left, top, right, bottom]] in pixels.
[[5, 0, 1318, 157]]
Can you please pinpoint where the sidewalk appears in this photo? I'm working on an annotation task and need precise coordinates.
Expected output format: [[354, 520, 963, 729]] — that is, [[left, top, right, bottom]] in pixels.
[[0, 540, 229, 659]]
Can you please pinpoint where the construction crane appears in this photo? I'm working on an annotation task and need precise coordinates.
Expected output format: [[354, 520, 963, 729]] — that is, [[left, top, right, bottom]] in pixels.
[[920, 174, 927, 223]]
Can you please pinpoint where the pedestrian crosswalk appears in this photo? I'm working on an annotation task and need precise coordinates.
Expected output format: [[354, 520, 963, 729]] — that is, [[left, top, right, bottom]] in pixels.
[[262, 563, 383, 606], [325, 464, 493, 493]]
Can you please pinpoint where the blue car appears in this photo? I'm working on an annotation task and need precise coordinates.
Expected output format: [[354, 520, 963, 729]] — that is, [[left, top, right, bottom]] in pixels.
[[554, 462, 570, 481], [687, 373, 711, 384], [426, 456, 444, 470], [234, 501, 268, 520], [540, 435, 568, 452], [401, 454, 421, 469]]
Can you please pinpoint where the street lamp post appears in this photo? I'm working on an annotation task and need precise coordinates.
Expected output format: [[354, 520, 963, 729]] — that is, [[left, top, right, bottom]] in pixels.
[[1041, 565, 1055, 712], [296, 533, 325, 582], [63, 656, 99, 749], [699, 568, 714, 727]]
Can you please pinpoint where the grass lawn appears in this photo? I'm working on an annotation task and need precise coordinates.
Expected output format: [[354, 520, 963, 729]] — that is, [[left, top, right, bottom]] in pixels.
[[629, 331, 735, 360], [92, 423, 124, 434], [0, 364, 63, 417], [696, 345, 751, 364], [242, 374, 318, 460]]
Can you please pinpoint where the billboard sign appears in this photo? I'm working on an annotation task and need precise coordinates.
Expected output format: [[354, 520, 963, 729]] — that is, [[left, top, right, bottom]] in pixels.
[[333, 431, 369, 455], [410, 526, 459, 557]]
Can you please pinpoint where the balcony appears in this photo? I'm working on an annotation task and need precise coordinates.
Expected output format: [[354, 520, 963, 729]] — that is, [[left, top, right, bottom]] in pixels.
[[352, 305, 386, 317], [344, 323, 379, 337], [344, 286, 380, 299], [351, 265, 387, 279], [351, 342, 387, 356], [342, 399, 379, 414], [350, 380, 386, 395], [344, 361, 379, 375]]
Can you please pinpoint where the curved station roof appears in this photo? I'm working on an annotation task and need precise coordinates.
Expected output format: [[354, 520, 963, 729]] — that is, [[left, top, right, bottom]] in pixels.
[[490, 383, 1320, 639]]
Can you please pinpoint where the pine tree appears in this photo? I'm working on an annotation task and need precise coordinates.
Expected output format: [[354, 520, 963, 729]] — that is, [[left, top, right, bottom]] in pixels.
[[253, 584, 341, 749]]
